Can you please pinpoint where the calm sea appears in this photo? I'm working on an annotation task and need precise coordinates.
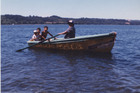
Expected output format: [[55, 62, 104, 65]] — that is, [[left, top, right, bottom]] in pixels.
[[1, 24, 140, 93]]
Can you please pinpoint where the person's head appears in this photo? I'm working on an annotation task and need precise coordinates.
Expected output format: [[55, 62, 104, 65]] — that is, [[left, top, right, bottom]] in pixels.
[[34, 30, 39, 35], [68, 20, 74, 26], [44, 26, 48, 31], [37, 28, 41, 33]]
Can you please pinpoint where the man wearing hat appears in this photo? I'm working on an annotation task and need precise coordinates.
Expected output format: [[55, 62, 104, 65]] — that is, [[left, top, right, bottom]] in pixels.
[[30, 30, 40, 41], [58, 20, 75, 39]]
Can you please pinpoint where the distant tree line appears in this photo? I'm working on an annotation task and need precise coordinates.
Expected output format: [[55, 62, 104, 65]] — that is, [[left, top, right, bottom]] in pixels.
[[1, 14, 140, 25]]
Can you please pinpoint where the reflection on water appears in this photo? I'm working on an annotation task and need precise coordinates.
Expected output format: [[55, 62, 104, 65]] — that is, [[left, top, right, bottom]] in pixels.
[[26, 48, 116, 93], [29, 48, 114, 63]]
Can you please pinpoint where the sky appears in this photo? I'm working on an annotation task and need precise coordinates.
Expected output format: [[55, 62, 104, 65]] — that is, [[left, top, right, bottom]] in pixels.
[[1, 0, 140, 20]]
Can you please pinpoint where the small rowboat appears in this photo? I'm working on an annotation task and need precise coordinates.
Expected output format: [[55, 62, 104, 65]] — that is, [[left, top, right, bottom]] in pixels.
[[27, 32, 117, 52]]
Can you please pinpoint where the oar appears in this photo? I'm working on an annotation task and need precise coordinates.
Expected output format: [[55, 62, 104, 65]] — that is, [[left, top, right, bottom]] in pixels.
[[16, 34, 59, 52]]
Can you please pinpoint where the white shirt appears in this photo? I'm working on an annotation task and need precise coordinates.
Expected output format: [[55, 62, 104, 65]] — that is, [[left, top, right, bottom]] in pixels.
[[32, 34, 40, 41]]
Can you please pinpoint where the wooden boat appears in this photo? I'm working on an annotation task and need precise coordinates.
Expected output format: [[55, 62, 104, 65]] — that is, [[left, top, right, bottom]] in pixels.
[[27, 32, 117, 52]]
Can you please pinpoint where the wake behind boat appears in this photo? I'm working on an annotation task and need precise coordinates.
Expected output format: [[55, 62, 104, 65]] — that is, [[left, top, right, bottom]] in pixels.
[[27, 32, 117, 52]]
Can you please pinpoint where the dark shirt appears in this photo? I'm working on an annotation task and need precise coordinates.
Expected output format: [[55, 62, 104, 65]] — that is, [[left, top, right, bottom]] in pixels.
[[42, 31, 48, 38], [64, 26, 75, 39], [41, 31, 53, 40]]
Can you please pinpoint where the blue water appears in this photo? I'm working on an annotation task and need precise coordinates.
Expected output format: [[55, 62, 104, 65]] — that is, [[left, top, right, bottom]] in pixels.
[[1, 24, 140, 93]]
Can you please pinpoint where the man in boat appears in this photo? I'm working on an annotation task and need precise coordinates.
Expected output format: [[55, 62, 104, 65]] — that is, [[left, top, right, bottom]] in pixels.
[[41, 26, 55, 40], [58, 20, 75, 39], [30, 30, 40, 41]]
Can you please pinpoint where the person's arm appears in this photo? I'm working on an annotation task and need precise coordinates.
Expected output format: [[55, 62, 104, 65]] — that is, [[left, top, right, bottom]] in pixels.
[[30, 38, 34, 41], [58, 28, 69, 35], [48, 31, 57, 40], [58, 31, 67, 35], [48, 31, 54, 37], [41, 36, 46, 40]]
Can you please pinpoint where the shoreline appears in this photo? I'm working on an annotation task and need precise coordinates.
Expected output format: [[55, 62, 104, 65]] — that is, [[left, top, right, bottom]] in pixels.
[[2, 14, 140, 25], [1, 24, 140, 25]]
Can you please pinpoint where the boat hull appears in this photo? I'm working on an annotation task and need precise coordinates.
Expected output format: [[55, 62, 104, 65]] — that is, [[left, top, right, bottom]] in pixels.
[[27, 32, 117, 52]]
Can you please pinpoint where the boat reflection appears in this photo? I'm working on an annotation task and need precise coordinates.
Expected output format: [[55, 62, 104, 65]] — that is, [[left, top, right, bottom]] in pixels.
[[28, 48, 113, 60]]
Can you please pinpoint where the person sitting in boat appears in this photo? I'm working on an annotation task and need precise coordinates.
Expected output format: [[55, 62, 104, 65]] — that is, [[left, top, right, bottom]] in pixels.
[[41, 26, 55, 40], [37, 27, 42, 40], [37, 27, 41, 35], [30, 30, 40, 41], [58, 20, 75, 39]]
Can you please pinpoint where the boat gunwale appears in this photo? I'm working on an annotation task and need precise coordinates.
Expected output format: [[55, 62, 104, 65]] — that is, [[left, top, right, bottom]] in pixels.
[[27, 32, 116, 44]]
